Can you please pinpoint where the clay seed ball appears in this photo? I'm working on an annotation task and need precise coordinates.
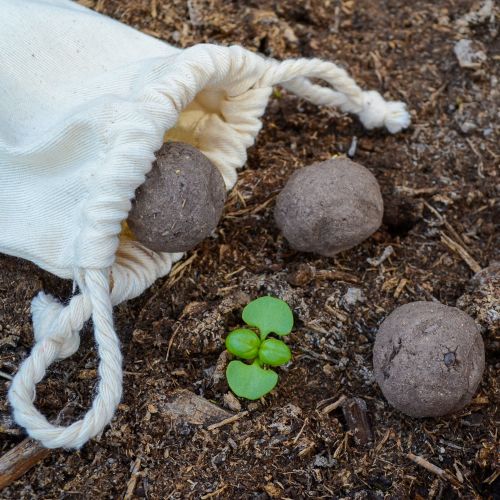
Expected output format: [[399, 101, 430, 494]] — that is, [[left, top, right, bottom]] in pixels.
[[373, 301, 485, 418], [274, 158, 384, 256], [128, 142, 226, 253]]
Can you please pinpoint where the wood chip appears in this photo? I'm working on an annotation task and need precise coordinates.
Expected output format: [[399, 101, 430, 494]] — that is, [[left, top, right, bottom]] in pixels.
[[159, 389, 233, 427], [123, 458, 141, 500], [0, 439, 50, 490], [394, 278, 408, 298], [315, 269, 359, 283], [222, 392, 241, 413], [150, 0, 157, 18], [187, 0, 204, 27], [342, 397, 373, 446], [0, 403, 75, 489]]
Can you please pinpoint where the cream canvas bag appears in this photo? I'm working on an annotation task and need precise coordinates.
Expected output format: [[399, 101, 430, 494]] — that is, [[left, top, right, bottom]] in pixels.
[[0, 0, 410, 448]]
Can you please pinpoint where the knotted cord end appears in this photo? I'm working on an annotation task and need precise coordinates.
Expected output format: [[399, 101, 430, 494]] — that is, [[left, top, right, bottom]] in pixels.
[[358, 90, 411, 134]]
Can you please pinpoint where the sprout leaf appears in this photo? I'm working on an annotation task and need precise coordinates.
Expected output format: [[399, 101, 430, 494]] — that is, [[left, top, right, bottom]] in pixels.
[[225, 329, 260, 359], [242, 296, 293, 338], [258, 338, 292, 366], [226, 360, 278, 400]]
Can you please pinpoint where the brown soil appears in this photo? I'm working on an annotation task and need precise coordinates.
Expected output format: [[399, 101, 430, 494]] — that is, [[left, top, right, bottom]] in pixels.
[[1, 0, 498, 498]]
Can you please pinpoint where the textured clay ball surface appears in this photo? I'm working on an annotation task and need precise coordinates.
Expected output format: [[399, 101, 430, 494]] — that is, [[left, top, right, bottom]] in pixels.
[[457, 261, 499, 339], [128, 142, 226, 252], [373, 301, 485, 418], [274, 158, 384, 256]]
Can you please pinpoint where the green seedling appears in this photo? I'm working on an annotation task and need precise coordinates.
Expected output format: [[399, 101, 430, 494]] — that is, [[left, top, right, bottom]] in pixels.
[[225, 296, 294, 400]]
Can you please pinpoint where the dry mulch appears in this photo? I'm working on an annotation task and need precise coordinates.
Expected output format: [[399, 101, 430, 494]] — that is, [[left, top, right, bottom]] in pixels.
[[1, 0, 498, 498]]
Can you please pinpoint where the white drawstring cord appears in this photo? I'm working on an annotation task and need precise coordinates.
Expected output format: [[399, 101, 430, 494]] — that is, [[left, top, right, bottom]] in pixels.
[[259, 58, 411, 133], [8, 268, 122, 449]]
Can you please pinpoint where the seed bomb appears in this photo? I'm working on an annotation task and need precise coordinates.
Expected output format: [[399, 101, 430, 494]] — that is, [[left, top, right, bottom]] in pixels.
[[128, 142, 226, 253], [373, 301, 485, 418], [274, 158, 384, 256]]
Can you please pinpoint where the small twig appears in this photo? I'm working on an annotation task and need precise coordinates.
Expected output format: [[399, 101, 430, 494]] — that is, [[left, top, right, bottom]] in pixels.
[[123, 458, 141, 500], [465, 138, 485, 179], [297, 347, 336, 363], [484, 469, 500, 485], [150, 0, 157, 18], [224, 266, 246, 279], [424, 201, 470, 250], [333, 431, 349, 459], [165, 324, 182, 362], [167, 252, 198, 285], [396, 186, 439, 197], [407, 452, 461, 488], [422, 82, 448, 113], [201, 484, 228, 499], [0, 403, 75, 489], [0, 370, 13, 381], [207, 411, 248, 431], [440, 232, 482, 274], [367, 246, 394, 267], [369, 51, 384, 86], [0, 439, 50, 490], [394, 278, 408, 299], [375, 428, 392, 453], [225, 196, 276, 218], [292, 418, 308, 444], [321, 395, 347, 415]]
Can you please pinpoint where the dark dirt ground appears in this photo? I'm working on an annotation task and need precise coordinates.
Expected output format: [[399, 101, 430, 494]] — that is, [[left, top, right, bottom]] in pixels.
[[1, 0, 499, 498]]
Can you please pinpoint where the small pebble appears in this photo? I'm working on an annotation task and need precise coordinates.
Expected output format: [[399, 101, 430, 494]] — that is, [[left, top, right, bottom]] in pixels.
[[373, 301, 485, 417], [274, 158, 384, 256], [342, 287, 366, 308], [454, 39, 487, 68], [128, 142, 226, 252]]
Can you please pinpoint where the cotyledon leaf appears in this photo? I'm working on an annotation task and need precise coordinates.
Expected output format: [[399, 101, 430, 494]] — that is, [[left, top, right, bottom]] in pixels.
[[258, 338, 292, 366], [226, 360, 278, 400], [242, 296, 294, 338], [225, 329, 260, 359]]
